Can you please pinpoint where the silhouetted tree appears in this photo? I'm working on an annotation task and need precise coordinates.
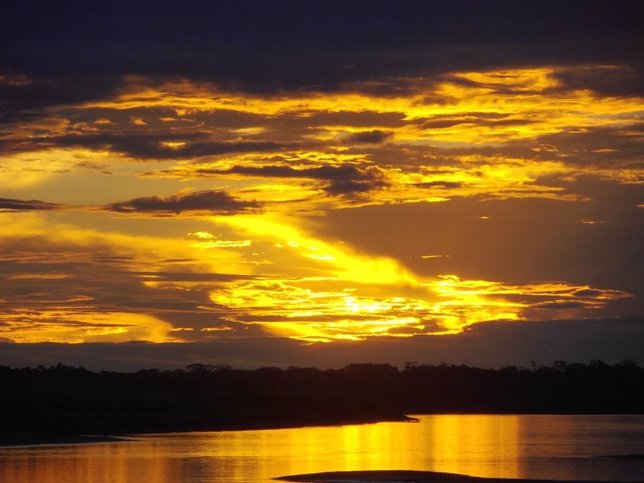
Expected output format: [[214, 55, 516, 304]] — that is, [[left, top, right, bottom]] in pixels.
[[0, 360, 641, 435]]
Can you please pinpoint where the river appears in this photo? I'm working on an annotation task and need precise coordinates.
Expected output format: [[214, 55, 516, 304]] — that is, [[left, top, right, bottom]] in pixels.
[[1, 415, 643, 482]]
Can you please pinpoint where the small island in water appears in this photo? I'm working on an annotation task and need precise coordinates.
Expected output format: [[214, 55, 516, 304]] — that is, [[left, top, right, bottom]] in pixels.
[[275, 469, 642, 483]]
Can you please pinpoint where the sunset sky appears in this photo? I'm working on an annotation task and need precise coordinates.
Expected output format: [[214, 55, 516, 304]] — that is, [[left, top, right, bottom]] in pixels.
[[1, 0, 642, 369]]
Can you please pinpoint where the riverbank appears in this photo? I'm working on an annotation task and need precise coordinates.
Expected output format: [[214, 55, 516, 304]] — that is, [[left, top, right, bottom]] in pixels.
[[0, 432, 132, 448], [3, 364, 642, 439], [0, 414, 415, 448], [275, 470, 640, 483]]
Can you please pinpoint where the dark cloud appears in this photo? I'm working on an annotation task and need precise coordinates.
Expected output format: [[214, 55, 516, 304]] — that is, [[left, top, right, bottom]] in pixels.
[[137, 271, 255, 283], [414, 181, 463, 189], [206, 163, 389, 196], [105, 190, 260, 215], [2, 0, 642, 103], [366, 122, 644, 170], [1, 107, 407, 157], [187, 109, 272, 128], [0, 108, 43, 128], [413, 113, 535, 130], [190, 110, 406, 130], [0, 318, 641, 371], [0, 72, 122, 116], [316, 195, 644, 303], [575, 289, 603, 297], [73, 107, 407, 131], [1, 250, 192, 318], [534, 124, 644, 167], [285, 111, 406, 128], [150, 140, 293, 159], [552, 64, 644, 97], [344, 130, 393, 144], [61, 106, 201, 130], [0, 239, 253, 337], [1, 131, 297, 159], [0, 197, 62, 211], [535, 301, 588, 310]]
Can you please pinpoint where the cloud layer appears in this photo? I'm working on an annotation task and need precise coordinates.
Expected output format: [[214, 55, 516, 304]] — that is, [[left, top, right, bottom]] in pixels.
[[0, 0, 642, 367]]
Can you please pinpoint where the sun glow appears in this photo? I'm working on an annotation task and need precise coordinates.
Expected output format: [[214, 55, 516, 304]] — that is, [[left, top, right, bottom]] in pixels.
[[206, 216, 630, 342], [1, 63, 639, 346]]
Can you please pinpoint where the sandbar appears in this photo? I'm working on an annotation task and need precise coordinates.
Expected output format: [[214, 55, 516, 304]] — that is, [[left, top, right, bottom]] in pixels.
[[0, 433, 132, 448], [275, 470, 640, 483]]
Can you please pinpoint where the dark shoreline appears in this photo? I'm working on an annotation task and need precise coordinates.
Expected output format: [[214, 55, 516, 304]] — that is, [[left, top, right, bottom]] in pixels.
[[275, 470, 644, 483], [0, 432, 133, 448], [2, 362, 642, 449], [3, 363, 642, 438], [0, 414, 415, 448]]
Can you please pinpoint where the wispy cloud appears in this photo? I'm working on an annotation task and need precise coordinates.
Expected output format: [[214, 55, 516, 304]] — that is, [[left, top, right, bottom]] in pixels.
[[105, 190, 260, 215], [0, 197, 62, 211]]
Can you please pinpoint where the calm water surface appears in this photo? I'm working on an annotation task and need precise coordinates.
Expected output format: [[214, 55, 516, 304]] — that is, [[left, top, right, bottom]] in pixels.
[[1, 415, 643, 482]]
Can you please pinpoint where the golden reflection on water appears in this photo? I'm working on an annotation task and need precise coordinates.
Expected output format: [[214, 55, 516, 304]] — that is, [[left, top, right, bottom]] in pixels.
[[0, 441, 180, 483], [1, 415, 643, 483], [426, 415, 519, 477]]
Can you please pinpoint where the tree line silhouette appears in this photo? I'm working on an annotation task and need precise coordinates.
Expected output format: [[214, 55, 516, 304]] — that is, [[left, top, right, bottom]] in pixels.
[[1, 360, 642, 435]]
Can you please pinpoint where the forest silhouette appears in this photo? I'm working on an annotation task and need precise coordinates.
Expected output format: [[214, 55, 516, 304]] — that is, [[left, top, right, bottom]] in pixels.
[[1, 360, 642, 436]]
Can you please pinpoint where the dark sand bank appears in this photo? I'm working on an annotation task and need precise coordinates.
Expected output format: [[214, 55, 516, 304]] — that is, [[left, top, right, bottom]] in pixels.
[[0, 415, 414, 449], [275, 470, 642, 483], [0, 417, 406, 449], [0, 433, 132, 448]]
